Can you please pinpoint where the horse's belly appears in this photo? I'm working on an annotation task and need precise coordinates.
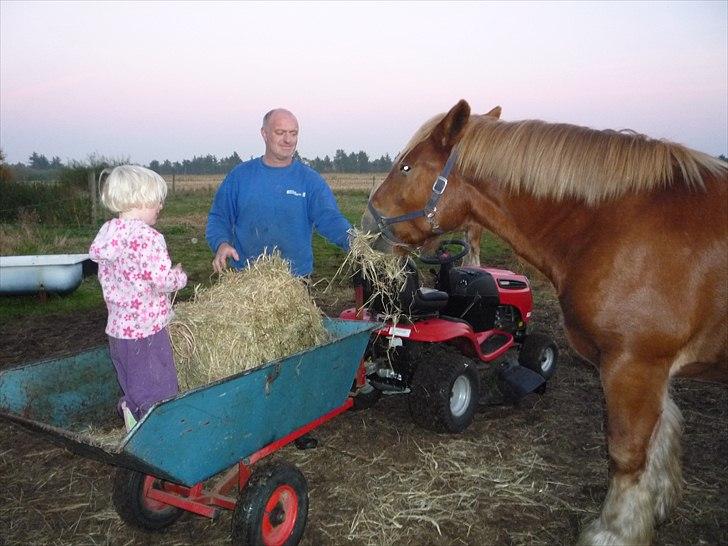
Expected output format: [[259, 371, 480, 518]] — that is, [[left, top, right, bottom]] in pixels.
[[670, 323, 728, 383]]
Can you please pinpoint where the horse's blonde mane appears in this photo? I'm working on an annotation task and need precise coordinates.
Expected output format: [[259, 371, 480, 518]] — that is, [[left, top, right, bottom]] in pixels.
[[402, 113, 727, 204]]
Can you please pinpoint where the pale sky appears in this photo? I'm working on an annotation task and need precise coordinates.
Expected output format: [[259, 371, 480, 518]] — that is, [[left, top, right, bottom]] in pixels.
[[1, 0, 726, 166]]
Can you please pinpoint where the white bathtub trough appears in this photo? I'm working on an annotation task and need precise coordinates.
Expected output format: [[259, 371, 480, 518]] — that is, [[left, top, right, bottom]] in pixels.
[[0, 254, 92, 296]]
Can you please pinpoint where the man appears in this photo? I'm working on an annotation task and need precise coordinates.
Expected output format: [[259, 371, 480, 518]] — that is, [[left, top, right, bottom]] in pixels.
[[206, 108, 351, 276], [205, 108, 352, 450]]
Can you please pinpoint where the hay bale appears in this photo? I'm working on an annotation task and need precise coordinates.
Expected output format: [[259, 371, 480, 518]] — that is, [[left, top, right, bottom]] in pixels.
[[170, 252, 329, 391]]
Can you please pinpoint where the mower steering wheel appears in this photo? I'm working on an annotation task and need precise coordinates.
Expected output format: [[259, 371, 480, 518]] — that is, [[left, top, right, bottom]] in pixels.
[[419, 239, 470, 265]]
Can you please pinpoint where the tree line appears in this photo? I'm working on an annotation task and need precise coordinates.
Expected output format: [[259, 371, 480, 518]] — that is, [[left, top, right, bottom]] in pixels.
[[147, 149, 393, 174], [6, 149, 728, 182], [3, 149, 394, 179]]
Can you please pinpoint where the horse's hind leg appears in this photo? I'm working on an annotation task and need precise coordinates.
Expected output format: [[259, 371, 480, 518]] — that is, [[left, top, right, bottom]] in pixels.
[[578, 355, 683, 546]]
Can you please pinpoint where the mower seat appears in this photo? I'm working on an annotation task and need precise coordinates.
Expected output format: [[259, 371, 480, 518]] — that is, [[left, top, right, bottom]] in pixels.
[[409, 286, 449, 314], [398, 259, 449, 316]]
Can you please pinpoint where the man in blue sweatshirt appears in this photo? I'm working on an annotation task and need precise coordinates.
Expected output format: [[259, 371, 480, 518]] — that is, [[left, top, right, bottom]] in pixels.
[[206, 109, 351, 450], [206, 108, 351, 276]]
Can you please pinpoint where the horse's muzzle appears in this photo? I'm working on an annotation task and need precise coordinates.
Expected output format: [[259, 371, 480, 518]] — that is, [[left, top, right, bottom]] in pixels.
[[360, 210, 396, 254]]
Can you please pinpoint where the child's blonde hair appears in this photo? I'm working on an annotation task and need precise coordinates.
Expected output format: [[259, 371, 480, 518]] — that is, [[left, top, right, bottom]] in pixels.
[[100, 165, 168, 213]]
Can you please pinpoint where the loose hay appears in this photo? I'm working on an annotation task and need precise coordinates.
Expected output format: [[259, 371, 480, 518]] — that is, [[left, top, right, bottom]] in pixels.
[[170, 252, 329, 391], [334, 228, 411, 324], [76, 425, 127, 449], [328, 436, 569, 545]]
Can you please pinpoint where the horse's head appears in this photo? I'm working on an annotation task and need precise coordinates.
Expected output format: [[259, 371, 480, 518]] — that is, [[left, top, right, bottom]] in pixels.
[[362, 99, 500, 253]]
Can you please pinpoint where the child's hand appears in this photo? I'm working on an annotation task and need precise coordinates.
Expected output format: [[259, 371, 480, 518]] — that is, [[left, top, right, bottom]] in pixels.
[[173, 263, 185, 275]]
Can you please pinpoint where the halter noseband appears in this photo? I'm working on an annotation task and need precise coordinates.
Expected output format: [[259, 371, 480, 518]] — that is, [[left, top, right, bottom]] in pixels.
[[367, 148, 458, 247]]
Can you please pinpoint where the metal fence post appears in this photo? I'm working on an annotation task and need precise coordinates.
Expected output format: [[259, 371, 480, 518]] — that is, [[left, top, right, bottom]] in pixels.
[[88, 170, 98, 224]]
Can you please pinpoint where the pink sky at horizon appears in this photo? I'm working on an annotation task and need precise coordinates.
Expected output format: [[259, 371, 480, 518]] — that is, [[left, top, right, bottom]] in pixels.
[[1, 1, 726, 166]]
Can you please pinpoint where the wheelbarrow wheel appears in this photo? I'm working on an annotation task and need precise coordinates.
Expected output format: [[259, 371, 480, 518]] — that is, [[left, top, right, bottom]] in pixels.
[[112, 468, 183, 531], [231, 460, 308, 546]]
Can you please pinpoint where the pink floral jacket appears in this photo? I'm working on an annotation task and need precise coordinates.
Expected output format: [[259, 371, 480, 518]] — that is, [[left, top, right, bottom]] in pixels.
[[89, 218, 187, 339]]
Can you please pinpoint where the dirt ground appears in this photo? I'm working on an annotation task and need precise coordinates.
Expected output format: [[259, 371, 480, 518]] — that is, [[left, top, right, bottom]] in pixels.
[[0, 283, 726, 546]]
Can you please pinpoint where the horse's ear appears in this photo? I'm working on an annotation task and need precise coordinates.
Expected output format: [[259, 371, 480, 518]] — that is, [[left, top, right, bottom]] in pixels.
[[484, 106, 502, 119], [433, 99, 471, 151]]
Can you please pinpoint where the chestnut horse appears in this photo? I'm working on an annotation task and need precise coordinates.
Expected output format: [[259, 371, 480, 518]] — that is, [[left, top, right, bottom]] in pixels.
[[363, 100, 727, 545]]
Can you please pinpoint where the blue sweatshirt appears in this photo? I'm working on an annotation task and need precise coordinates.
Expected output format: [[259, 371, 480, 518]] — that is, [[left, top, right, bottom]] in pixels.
[[206, 157, 352, 276]]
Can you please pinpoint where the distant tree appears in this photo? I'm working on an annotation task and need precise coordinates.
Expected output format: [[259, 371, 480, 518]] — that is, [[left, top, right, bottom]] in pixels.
[[322, 154, 333, 172], [372, 153, 393, 172], [50, 156, 64, 168], [354, 151, 370, 173], [28, 152, 51, 169], [333, 149, 350, 172], [0, 149, 13, 183], [220, 151, 242, 173], [719, 154, 727, 163]]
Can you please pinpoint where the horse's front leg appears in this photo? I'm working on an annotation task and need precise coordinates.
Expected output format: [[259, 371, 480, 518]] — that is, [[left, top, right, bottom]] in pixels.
[[579, 353, 683, 546]]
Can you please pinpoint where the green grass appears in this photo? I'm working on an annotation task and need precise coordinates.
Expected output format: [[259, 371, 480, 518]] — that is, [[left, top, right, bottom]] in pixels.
[[0, 188, 516, 319]]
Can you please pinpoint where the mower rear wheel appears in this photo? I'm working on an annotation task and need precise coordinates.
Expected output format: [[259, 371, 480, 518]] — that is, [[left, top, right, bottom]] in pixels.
[[519, 333, 558, 380], [112, 468, 183, 531], [408, 348, 480, 433], [231, 460, 308, 546]]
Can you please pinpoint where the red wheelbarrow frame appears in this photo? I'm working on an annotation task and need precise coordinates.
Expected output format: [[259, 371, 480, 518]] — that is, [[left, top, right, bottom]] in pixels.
[[141, 396, 354, 518]]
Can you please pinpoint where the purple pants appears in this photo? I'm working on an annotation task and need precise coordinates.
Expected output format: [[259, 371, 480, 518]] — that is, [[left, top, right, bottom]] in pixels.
[[108, 328, 179, 420]]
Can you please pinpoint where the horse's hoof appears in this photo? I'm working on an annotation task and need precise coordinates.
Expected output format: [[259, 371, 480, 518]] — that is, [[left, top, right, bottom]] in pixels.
[[577, 519, 652, 546]]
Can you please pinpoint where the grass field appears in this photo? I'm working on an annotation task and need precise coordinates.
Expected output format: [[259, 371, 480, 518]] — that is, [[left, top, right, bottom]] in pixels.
[[0, 187, 511, 319], [162, 172, 385, 192]]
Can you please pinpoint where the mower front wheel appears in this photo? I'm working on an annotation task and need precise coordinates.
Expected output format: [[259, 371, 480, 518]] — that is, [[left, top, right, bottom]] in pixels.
[[408, 349, 480, 433], [350, 380, 382, 411], [519, 333, 558, 380], [231, 460, 309, 546]]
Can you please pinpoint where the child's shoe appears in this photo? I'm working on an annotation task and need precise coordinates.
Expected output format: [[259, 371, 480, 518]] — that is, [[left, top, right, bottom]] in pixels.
[[121, 401, 137, 431]]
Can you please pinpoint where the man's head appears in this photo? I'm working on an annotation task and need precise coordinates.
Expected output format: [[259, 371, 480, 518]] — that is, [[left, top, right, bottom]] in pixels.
[[261, 108, 299, 167]]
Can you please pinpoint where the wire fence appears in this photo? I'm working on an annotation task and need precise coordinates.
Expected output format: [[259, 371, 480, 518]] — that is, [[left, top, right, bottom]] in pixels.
[[1, 171, 98, 225], [2, 171, 385, 226]]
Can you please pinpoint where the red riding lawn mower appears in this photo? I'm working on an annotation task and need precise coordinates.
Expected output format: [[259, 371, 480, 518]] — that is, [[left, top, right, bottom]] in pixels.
[[340, 239, 558, 434]]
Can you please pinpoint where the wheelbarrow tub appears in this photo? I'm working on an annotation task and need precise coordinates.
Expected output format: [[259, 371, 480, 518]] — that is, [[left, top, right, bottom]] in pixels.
[[0, 318, 377, 486]]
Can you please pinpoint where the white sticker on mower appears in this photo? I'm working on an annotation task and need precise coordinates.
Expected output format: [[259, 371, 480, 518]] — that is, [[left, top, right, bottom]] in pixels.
[[389, 326, 411, 337]]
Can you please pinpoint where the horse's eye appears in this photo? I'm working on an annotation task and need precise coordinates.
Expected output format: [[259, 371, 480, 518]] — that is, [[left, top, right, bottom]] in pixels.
[[400, 164, 411, 174]]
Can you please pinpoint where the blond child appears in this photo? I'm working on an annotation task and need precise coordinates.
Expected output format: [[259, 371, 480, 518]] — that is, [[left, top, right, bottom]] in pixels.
[[89, 165, 187, 429]]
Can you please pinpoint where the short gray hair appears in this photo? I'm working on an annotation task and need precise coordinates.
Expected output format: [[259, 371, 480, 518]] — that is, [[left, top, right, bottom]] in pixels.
[[262, 108, 295, 128]]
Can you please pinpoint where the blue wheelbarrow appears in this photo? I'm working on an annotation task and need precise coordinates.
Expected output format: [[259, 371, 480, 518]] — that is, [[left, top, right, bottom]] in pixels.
[[0, 318, 377, 545]]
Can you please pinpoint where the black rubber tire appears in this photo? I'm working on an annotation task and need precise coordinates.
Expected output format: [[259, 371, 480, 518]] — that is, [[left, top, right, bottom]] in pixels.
[[111, 468, 183, 531], [519, 333, 558, 380], [408, 348, 480, 433], [231, 460, 309, 546], [350, 381, 382, 411]]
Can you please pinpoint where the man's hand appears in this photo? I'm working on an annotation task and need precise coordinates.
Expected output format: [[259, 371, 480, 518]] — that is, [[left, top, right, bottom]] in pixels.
[[212, 242, 239, 273]]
